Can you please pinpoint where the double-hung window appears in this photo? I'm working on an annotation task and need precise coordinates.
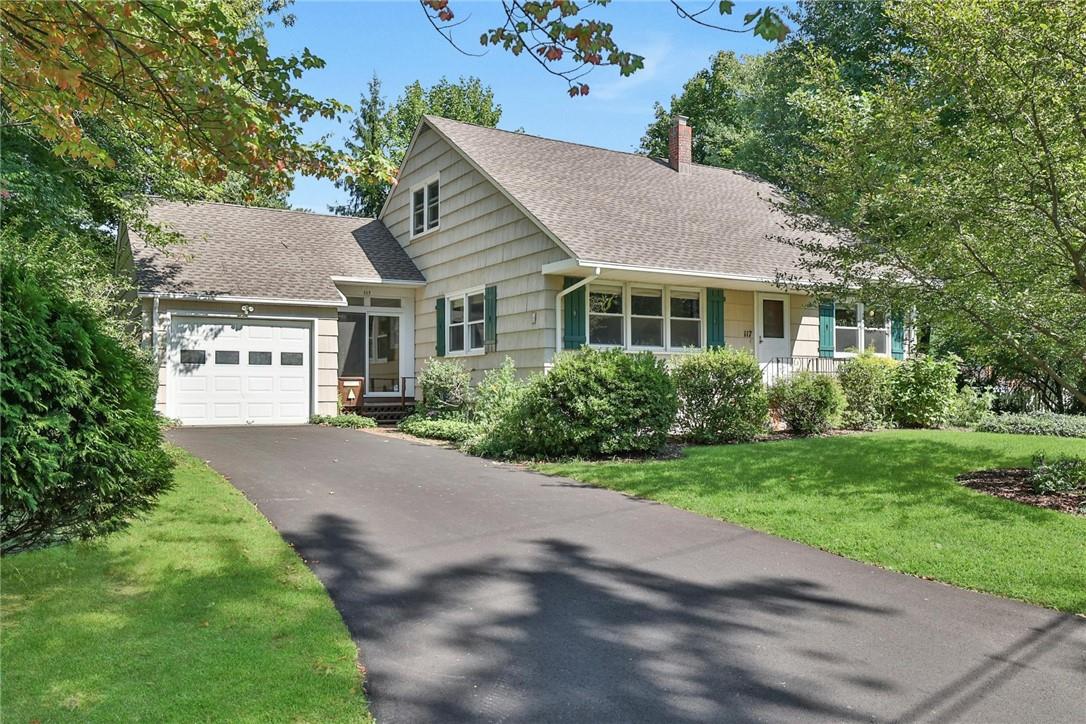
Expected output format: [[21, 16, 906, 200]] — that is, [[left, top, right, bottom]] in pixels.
[[447, 290, 485, 355], [835, 302, 890, 355], [588, 284, 624, 346], [669, 290, 701, 348], [630, 287, 664, 348], [411, 176, 440, 236]]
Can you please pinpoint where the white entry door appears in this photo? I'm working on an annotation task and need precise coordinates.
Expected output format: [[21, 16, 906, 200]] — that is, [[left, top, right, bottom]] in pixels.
[[756, 294, 791, 364], [168, 317, 311, 426]]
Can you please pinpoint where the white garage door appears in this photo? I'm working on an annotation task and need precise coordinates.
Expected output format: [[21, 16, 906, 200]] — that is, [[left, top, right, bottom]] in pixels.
[[168, 317, 312, 426]]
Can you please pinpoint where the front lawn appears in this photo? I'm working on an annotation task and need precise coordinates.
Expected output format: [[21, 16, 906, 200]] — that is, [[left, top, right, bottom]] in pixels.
[[540, 430, 1086, 613], [1, 448, 371, 722]]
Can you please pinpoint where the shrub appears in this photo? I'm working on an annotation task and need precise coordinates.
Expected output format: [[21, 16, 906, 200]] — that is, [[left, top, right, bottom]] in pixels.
[[891, 355, 959, 428], [417, 357, 472, 417], [478, 348, 677, 458], [671, 348, 768, 443], [309, 414, 377, 429], [837, 352, 897, 430], [1, 252, 173, 554], [947, 386, 994, 428], [976, 412, 1086, 438], [398, 414, 478, 443], [470, 357, 527, 428], [1029, 454, 1086, 495], [768, 372, 845, 435]]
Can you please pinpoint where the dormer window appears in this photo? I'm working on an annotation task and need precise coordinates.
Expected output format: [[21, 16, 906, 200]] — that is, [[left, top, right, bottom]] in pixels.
[[411, 175, 440, 237]]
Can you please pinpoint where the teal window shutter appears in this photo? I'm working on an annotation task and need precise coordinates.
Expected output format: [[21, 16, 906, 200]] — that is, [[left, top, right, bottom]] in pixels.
[[818, 301, 835, 358], [562, 276, 586, 350], [706, 288, 725, 348], [484, 285, 498, 352], [435, 296, 446, 357], [891, 311, 905, 360]]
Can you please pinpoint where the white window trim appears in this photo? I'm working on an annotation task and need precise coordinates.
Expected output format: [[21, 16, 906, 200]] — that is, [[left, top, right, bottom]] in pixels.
[[834, 302, 891, 358], [409, 173, 440, 239], [585, 282, 707, 354], [587, 282, 626, 349], [445, 287, 486, 357]]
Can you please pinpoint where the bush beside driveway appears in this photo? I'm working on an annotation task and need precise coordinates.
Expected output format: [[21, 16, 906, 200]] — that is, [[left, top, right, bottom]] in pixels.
[[0, 447, 371, 723], [541, 430, 1086, 613]]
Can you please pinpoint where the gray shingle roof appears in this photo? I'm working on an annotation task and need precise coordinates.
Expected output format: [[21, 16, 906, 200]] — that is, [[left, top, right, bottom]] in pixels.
[[425, 115, 828, 281], [130, 201, 424, 303]]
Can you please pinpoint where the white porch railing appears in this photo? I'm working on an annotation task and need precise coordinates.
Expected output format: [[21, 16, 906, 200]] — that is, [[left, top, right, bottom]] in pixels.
[[761, 356, 843, 386]]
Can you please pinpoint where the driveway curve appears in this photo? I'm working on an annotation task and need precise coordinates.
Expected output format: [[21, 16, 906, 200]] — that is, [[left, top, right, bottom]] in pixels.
[[169, 426, 1085, 723]]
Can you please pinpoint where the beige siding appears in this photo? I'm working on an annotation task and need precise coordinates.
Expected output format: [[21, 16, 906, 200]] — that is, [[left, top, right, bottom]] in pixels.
[[384, 126, 570, 380], [145, 299, 338, 418], [725, 289, 755, 352], [790, 294, 820, 357]]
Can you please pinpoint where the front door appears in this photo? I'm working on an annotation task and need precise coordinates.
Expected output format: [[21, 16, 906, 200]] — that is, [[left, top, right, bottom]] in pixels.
[[756, 293, 791, 364]]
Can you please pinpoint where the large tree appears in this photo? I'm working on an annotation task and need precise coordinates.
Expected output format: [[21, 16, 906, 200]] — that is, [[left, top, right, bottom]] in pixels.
[[778, 0, 1086, 408], [640, 0, 902, 183], [333, 76, 502, 217]]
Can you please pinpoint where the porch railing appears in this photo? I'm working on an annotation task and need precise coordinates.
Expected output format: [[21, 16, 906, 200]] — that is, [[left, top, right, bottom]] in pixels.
[[761, 356, 843, 385]]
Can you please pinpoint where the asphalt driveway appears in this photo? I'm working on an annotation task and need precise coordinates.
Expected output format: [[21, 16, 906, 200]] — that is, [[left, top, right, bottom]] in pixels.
[[169, 426, 1085, 723]]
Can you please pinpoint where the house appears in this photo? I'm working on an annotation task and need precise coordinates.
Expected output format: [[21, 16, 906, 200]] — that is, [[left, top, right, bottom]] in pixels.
[[124, 115, 907, 426]]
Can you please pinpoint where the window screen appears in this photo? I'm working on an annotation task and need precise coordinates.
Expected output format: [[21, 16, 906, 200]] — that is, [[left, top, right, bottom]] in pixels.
[[338, 312, 366, 377]]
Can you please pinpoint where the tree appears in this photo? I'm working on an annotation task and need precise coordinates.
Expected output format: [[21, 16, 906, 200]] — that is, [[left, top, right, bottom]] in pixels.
[[640, 0, 903, 183], [777, 0, 1086, 408], [639, 51, 754, 167], [334, 76, 502, 217], [0, 1, 347, 551], [423, 0, 789, 96]]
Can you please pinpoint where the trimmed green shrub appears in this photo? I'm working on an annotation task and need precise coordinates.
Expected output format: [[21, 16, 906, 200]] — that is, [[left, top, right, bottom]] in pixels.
[[1029, 454, 1086, 494], [837, 352, 898, 430], [769, 372, 845, 435], [477, 348, 677, 458], [976, 412, 1086, 438], [947, 386, 994, 428], [417, 357, 472, 417], [891, 355, 959, 428], [1, 251, 173, 554], [309, 414, 377, 429], [671, 348, 768, 443], [398, 414, 478, 443]]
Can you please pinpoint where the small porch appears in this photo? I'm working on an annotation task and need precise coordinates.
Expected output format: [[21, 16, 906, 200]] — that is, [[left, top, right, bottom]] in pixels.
[[333, 281, 420, 424]]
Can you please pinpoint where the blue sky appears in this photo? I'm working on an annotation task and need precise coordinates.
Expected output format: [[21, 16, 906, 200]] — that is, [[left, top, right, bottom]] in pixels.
[[266, 1, 778, 211]]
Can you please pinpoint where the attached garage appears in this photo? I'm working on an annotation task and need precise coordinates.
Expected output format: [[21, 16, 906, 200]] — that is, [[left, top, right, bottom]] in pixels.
[[167, 317, 313, 426]]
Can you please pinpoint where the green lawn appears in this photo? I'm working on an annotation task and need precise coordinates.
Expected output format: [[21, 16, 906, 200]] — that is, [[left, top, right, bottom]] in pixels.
[[1, 448, 371, 723], [540, 430, 1086, 613]]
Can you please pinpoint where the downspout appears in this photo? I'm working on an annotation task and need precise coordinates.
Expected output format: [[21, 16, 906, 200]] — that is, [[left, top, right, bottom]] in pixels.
[[553, 267, 600, 354], [151, 294, 161, 364]]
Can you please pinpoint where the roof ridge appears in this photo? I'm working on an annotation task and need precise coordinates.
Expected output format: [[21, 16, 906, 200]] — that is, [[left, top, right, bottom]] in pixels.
[[423, 114, 652, 161], [422, 116, 765, 184], [150, 197, 375, 222]]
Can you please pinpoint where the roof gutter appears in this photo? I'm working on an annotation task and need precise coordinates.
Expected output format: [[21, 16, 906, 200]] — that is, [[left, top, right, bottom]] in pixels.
[[135, 292, 343, 308], [554, 267, 600, 353]]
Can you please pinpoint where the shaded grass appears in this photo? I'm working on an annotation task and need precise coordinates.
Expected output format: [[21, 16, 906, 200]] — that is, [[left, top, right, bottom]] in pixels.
[[1, 447, 371, 723], [539, 430, 1086, 613]]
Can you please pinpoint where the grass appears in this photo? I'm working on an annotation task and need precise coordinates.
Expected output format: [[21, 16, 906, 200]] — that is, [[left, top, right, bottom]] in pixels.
[[1, 447, 371, 723], [539, 430, 1086, 613]]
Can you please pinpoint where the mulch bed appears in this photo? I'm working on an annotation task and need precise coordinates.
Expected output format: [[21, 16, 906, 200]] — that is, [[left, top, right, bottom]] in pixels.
[[956, 468, 1086, 515]]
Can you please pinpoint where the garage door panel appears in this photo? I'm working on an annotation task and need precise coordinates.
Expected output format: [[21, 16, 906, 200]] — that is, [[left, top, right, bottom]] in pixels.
[[213, 376, 242, 392], [279, 376, 307, 393], [169, 317, 311, 426], [177, 376, 208, 392]]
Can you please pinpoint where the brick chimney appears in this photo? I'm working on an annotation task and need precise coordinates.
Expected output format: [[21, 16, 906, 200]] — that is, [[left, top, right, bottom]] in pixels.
[[668, 114, 692, 171]]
